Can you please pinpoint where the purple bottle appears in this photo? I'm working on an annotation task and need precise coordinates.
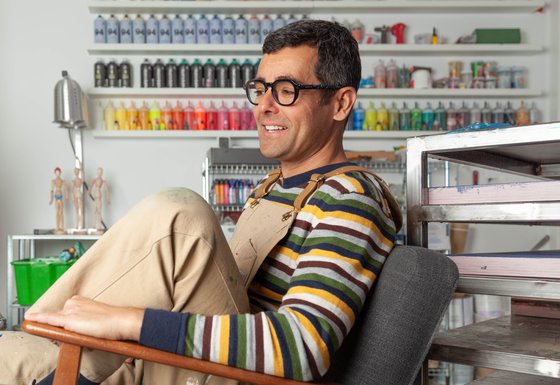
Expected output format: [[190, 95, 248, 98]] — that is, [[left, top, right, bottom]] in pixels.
[[94, 15, 107, 43], [171, 15, 184, 44]]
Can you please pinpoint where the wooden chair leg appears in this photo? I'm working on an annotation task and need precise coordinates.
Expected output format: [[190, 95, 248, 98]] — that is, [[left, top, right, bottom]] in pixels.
[[53, 342, 83, 385]]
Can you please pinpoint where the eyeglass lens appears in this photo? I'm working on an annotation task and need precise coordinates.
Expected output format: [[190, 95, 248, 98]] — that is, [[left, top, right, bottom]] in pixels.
[[246, 80, 297, 106]]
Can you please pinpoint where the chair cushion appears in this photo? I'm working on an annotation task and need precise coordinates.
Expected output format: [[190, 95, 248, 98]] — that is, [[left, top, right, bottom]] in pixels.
[[323, 245, 458, 385]]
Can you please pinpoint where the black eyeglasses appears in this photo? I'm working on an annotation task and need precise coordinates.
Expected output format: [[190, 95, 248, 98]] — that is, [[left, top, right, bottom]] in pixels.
[[243, 79, 343, 106]]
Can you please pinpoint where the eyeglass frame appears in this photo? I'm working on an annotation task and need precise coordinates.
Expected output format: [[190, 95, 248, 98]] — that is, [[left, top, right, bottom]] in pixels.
[[243, 78, 345, 107]]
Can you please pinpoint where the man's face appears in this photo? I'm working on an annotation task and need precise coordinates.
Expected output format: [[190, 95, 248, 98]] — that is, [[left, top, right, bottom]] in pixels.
[[253, 45, 343, 175]]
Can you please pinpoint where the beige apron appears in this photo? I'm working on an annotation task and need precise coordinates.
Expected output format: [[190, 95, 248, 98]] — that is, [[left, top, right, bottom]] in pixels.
[[229, 165, 402, 291]]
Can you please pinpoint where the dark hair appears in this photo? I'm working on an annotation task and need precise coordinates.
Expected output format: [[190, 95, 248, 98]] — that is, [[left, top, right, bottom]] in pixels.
[[262, 19, 361, 102]]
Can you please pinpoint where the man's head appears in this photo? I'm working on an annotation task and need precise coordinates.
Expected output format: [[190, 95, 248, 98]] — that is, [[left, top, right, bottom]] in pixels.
[[262, 19, 361, 101], [249, 20, 360, 176]]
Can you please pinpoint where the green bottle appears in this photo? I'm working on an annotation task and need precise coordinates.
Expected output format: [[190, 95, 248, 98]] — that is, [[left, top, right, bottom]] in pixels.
[[410, 102, 422, 131]]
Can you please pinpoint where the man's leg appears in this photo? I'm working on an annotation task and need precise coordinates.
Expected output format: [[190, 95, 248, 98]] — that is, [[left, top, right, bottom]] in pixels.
[[0, 188, 248, 385]]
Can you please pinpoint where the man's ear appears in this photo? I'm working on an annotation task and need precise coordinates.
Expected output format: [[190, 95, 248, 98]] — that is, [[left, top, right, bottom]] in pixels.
[[333, 87, 358, 122]]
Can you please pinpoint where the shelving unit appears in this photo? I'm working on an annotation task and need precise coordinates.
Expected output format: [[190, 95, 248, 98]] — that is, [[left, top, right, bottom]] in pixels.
[[6, 234, 100, 329], [406, 123, 560, 384]]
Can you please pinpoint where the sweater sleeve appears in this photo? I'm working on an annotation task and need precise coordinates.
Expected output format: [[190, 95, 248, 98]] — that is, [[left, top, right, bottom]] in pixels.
[[140, 175, 397, 381]]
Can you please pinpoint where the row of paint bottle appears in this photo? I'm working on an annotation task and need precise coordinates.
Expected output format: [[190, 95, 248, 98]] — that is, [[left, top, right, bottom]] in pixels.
[[348, 101, 540, 131], [102, 100, 256, 131], [139, 58, 258, 88], [94, 14, 300, 44], [212, 179, 256, 206], [94, 60, 132, 88]]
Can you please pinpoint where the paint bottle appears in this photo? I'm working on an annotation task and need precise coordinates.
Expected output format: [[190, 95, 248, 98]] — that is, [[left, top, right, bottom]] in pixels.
[[197, 15, 210, 44], [234, 15, 248, 44], [228, 58, 242, 88], [115, 101, 127, 130], [422, 102, 434, 130], [492, 102, 504, 124], [353, 102, 365, 130], [481, 101, 492, 124], [103, 101, 115, 130], [216, 59, 229, 88], [191, 59, 203, 88], [106, 15, 120, 44], [504, 101, 516, 126], [273, 15, 286, 31], [195, 101, 207, 130], [433, 101, 446, 131], [119, 60, 132, 87], [132, 15, 146, 44], [146, 15, 159, 44], [446, 102, 458, 131], [470, 102, 481, 124], [240, 102, 253, 130], [217, 101, 229, 130], [410, 102, 422, 131], [178, 59, 190, 88], [171, 15, 185, 44], [374, 59, 386, 89], [529, 102, 540, 124], [389, 102, 400, 130], [207, 101, 218, 130], [399, 102, 410, 131], [94, 59, 106, 87], [286, 15, 298, 25], [184, 15, 197, 44], [248, 15, 260, 44], [457, 101, 470, 128], [228, 101, 241, 130], [377, 102, 389, 130], [119, 14, 133, 44], [183, 101, 195, 130], [149, 101, 162, 130], [94, 15, 107, 43], [260, 15, 273, 42], [140, 59, 153, 88], [161, 101, 173, 130], [165, 59, 178, 88], [515, 101, 529, 126], [241, 59, 254, 85], [386, 59, 399, 88], [138, 101, 150, 130], [222, 16, 235, 44], [364, 101, 377, 131], [158, 15, 172, 44], [203, 59, 216, 88], [173, 101, 184, 131], [127, 101, 138, 130], [209, 15, 222, 44], [153, 59, 166, 88], [106, 59, 118, 87]]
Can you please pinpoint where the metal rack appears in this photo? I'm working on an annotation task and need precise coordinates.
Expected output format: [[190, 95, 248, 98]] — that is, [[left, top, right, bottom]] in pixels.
[[6, 234, 100, 329], [406, 122, 560, 384]]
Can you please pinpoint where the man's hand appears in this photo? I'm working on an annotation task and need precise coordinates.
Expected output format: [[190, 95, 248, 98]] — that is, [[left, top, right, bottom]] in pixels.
[[25, 295, 145, 342]]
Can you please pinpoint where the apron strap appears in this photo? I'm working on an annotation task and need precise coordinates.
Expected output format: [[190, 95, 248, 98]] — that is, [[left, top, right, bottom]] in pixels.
[[250, 168, 282, 207]]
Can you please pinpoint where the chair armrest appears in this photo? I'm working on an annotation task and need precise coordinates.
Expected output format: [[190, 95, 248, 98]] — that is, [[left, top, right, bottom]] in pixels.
[[22, 321, 331, 385]]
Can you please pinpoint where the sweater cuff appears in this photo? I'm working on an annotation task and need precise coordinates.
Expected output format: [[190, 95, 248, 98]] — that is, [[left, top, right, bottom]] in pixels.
[[139, 308, 188, 355]]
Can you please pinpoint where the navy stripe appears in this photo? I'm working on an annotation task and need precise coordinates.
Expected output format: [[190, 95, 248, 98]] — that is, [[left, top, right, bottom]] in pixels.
[[228, 315, 238, 366], [293, 307, 336, 356], [267, 313, 294, 378]]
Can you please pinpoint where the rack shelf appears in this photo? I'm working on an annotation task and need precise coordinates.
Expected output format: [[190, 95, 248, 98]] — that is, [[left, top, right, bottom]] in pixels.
[[87, 43, 544, 56], [88, 0, 546, 15], [458, 276, 560, 300], [466, 370, 559, 385], [429, 315, 560, 379]]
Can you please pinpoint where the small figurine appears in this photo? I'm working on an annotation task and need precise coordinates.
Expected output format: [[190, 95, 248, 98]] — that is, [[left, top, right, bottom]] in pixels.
[[58, 246, 76, 262], [87, 167, 110, 233], [374, 25, 391, 44], [72, 166, 86, 233], [49, 167, 69, 234]]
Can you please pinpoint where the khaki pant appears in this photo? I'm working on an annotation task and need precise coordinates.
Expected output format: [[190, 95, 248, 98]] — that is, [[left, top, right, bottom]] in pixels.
[[0, 188, 249, 385]]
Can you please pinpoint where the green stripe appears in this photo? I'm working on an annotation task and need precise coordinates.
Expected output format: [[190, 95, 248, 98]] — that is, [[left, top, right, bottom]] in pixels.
[[262, 270, 290, 291], [185, 314, 197, 356], [236, 315, 247, 368], [291, 273, 362, 308], [277, 315, 304, 380], [317, 316, 340, 351]]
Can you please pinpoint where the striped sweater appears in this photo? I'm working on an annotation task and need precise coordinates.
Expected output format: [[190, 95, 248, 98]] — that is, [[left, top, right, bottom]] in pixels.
[[139, 162, 397, 381]]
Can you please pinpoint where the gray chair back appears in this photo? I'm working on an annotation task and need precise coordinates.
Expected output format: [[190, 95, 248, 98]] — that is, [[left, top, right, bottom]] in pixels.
[[324, 245, 458, 385]]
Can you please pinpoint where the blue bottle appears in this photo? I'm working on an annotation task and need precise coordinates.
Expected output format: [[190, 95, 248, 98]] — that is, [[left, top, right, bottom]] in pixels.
[[260, 15, 272, 42], [353, 102, 365, 130], [184, 15, 197, 44], [273, 15, 286, 31], [94, 15, 107, 43], [132, 15, 146, 44], [106, 14, 120, 44], [119, 14, 133, 44], [222, 16, 235, 44], [159, 15, 172, 44], [234, 15, 248, 44], [171, 15, 184, 44], [247, 15, 260, 44], [209, 15, 222, 44], [286, 15, 298, 25], [146, 14, 159, 44], [197, 15, 210, 44]]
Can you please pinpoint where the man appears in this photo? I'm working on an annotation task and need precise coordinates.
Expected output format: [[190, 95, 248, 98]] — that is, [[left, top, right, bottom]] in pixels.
[[49, 167, 69, 233], [3, 19, 399, 384]]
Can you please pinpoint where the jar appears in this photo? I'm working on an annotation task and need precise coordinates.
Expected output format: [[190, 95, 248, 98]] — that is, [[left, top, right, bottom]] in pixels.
[[471, 61, 485, 78], [483, 61, 497, 78], [512, 66, 526, 89], [496, 66, 512, 89], [448, 61, 463, 78], [460, 71, 473, 88], [448, 77, 460, 89]]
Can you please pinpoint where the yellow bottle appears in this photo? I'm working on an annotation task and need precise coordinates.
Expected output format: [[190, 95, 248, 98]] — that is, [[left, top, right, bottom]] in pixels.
[[149, 101, 162, 130], [138, 101, 150, 130], [103, 101, 115, 130], [127, 101, 139, 130], [115, 101, 127, 130]]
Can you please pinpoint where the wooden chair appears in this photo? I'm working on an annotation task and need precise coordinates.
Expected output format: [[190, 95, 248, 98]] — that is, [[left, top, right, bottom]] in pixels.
[[23, 245, 458, 385]]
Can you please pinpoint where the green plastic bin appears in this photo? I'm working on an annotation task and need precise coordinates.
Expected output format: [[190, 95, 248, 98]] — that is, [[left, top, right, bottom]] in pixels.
[[11, 257, 76, 306]]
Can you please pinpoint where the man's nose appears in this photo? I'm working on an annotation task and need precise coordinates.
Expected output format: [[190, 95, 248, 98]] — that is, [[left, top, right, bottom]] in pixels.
[[259, 88, 279, 113]]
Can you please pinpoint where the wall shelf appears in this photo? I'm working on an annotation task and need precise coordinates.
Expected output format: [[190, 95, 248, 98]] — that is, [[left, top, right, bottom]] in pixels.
[[88, 0, 546, 15]]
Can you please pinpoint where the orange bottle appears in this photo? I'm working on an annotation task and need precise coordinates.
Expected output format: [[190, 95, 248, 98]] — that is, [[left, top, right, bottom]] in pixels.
[[195, 101, 207, 130], [127, 101, 139, 130], [138, 101, 150, 130], [173, 101, 184, 130], [161, 101, 173, 130]]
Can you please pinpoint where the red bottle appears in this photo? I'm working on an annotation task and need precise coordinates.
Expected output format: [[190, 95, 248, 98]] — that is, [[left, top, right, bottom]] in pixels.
[[195, 101, 207, 130], [173, 101, 184, 131], [228, 101, 240, 131], [161, 101, 173, 130], [183, 101, 195, 130], [207, 101, 218, 130], [217, 101, 229, 130]]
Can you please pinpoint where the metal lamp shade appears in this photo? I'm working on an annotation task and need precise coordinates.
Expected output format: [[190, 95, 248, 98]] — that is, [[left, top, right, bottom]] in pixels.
[[53, 71, 89, 129]]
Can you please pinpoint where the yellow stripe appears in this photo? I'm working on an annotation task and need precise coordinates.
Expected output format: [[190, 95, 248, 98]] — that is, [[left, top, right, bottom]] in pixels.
[[265, 316, 284, 376], [301, 206, 393, 249], [218, 316, 230, 364], [286, 308, 330, 368], [338, 174, 364, 193], [288, 286, 356, 323]]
